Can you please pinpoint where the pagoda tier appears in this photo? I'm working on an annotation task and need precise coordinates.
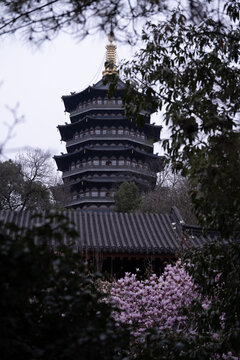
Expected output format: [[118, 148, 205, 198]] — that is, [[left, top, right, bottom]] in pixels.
[[54, 76, 163, 210], [58, 116, 161, 145], [62, 173, 153, 209], [62, 78, 126, 114]]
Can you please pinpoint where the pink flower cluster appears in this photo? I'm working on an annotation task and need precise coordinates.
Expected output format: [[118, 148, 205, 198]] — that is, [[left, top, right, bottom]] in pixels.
[[111, 260, 197, 338], [211, 352, 239, 360]]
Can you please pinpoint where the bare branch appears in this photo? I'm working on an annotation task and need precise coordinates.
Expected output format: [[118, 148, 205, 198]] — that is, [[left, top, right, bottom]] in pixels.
[[0, 104, 24, 156]]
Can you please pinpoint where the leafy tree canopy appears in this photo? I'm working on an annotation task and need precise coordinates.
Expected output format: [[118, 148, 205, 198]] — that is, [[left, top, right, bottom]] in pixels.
[[0, 213, 129, 359], [121, 2, 240, 237], [114, 181, 141, 213]]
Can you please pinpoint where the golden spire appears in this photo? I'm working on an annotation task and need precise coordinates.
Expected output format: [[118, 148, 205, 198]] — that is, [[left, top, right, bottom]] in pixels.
[[102, 25, 118, 76]]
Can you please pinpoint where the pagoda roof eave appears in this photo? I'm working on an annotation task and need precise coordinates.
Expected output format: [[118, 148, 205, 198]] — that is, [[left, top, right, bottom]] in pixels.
[[58, 119, 162, 142], [62, 77, 126, 113], [54, 146, 163, 171], [54, 146, 161, 160]]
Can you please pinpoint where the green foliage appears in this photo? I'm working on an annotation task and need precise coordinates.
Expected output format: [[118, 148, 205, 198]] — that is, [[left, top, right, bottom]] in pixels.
[[183, 239, 240, 357], [122, 4, 240, 237], [0, 213, 129, 360], [114, 181, 141, 213]]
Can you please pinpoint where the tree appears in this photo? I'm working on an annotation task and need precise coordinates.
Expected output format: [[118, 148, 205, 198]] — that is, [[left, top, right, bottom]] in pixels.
[[111, 261, 197, 341], [0, 148, 57, 211], [0, 159, 24, 210], [0, 0, 221, 45], [121, 2, 240, 238], [0, 0, 166, 44], [0, 104, 24, 156], [140, 164, 198, 224], [114, 181, 141, 213], [17, 147, 56, 187], [0, 213, 129, 360]]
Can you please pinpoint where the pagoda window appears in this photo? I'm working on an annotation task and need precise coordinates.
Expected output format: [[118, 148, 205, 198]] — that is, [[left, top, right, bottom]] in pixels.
[[72, 193, 78, 200], [111, 128, 116, 135], [79, 192, 84, 198], [85, 191, 90, 197], [132, 161, 136, 167], [95, 128, 101, 135], [141, 133, 145, 139], [97, 98, 102, 104], [118, 159, 124, 166], [93, 159, 99, 166], [90, 128, 94, 135], [117, 99, 122, 104], [111, 159, 117, 166], [71, 163, 75, 170], [104, 99, 108, 104], [100, 191, 105, 197], [76, 161, 80, 168], [118, 128, 124, 135], [92, 191, 98, 197], [74, 132, 79, 139], [102, 128, 107, 135], [126, 160, 131, 166], [101, 159, 106, 166]]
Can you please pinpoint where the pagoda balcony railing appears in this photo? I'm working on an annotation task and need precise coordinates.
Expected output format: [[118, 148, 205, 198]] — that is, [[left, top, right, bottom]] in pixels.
[[70, 103, 123, 117], [66, 133, 154, 147], [62, 164, 156, 179], [66, 196, 115, 207]]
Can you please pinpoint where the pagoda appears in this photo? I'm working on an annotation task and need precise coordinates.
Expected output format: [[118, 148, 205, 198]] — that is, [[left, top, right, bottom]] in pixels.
[[54, 34, 163, 211]]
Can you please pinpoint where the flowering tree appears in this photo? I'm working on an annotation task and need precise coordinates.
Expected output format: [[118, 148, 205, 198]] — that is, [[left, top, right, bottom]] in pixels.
[[111, 260, 197, 340], [110, 256, 240, 359]]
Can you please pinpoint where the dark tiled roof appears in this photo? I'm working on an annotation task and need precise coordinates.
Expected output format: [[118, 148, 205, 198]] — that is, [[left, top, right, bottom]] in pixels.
[[0, 207, 214, 255], [62, 78, 126, 112]]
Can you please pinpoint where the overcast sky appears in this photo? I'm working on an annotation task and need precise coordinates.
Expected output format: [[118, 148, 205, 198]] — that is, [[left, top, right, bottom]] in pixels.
[[0, 32, 165, 163]]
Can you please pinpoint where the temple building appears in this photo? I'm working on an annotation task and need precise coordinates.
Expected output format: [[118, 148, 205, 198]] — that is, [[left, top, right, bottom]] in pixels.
[[54, 34, 163, 211]]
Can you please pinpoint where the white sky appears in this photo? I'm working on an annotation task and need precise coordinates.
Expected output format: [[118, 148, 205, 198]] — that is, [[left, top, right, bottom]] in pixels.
[[0, 32, 166, 164]]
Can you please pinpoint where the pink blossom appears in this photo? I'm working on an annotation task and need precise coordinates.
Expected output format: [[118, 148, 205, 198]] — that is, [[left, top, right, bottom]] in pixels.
[[111, 260, 197, 340]]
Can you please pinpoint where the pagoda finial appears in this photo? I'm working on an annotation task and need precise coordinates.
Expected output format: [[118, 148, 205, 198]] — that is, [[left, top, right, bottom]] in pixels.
[[102, 23, 118, 76]]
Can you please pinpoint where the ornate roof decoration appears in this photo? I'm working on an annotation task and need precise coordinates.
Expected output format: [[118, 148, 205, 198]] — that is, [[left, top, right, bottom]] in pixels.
[[102, 26, 118, 76]]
